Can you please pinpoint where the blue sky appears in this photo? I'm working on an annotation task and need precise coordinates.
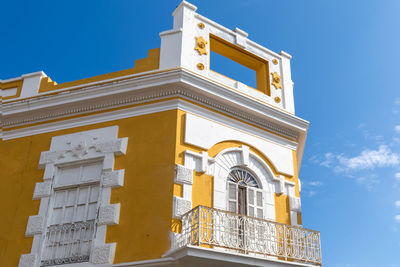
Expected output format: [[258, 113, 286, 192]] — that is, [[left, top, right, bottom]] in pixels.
[[1, 0, 400, 266]]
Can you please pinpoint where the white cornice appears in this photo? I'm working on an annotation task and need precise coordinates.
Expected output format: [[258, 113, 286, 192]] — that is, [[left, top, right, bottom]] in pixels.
[[1, 69, 308, 165]]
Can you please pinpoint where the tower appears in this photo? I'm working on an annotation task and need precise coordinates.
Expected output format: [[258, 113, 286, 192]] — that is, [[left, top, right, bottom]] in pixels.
[[0, 1, 321, 266]]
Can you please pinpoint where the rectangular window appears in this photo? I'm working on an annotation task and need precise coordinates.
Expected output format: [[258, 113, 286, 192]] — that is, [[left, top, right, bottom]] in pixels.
[[41, 162, 102, 266]]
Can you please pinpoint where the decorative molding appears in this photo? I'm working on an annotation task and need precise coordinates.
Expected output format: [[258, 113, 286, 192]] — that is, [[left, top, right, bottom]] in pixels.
[[212, 147, 278, 221], [20, 126, 127, 267], [184, 150, 215, 174], [239, 145, 249, 166], [32, 181, 52, 199], [196, 63, 205, 70], [173, 196, 192, 218], [91, 243, 116, 264], [38, 138, 128, 168], [273, 175, 295, 195], [194, 36, 208, 55], [289, 196, 301, 212], [18, 254, 39, 267], [174, 164, 193, 185], [102, 170, 125, 188], [271, 72, 282, 89], [98, 203, 121, 226], [1, 70, 307, 143], [25, 215, 44, 236]]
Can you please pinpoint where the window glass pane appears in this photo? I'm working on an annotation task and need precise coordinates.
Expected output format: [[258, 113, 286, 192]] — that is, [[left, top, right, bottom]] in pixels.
[[89, 186, 100, 202], [58, 166, 80, 185], [66, 190, 77, 206], [256, 191, 262, 206], [257, 208, 263, 218], [54, 191, 65, 208], [228, 183, 237, 200], [228, 201, 236, 212], [51, 208, 63, 225], [87, 203, 97, 220], [64, 207, 74, 223], [228, 169, 259, 188], [75, 205, 86, 222], [248, 188, 254, 205], [81, 163, 102, 181], [249, 206, 254, 217], [78, 187, 89, 204]]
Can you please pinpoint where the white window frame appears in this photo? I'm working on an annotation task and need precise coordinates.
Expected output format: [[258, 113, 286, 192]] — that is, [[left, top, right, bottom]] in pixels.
[[19, 126, 127, 267], [41, 160, 102, 266]]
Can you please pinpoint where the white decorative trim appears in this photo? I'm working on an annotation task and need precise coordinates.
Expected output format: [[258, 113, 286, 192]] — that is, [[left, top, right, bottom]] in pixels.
[[38, 138, 128, 168], [273, 175, 296, 196], [174, 164, 193, 185], [102, 170, 125, 188], [289, 196, 301, 212], [173, 196, 192, 218], [43, 164, 55, 180], [18, 254, 39, 267], [91, 243, 116, 264], [239, 145, 249, 166], [290, 211, 299, 226], [184, 150, 215, 174], [98, 203, 121, 226], [1, 70, 307, 142], [298, 178, 302, 193], [20, 126, 127, 267], [25, 215, 44, 236], [32, 181, 52, 199], [213, 147, 275, 219]]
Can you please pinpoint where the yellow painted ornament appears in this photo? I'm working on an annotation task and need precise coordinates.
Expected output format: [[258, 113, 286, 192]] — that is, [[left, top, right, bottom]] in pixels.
[[194, 36, 208, 55], [271, 72, 282, 89]]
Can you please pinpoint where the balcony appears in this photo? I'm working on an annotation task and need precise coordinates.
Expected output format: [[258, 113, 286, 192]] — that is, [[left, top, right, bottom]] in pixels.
[[173, 206, 322, 266]]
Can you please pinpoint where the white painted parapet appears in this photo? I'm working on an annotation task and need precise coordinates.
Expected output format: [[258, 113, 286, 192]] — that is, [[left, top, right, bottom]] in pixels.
[[159, 1, 296, 114]]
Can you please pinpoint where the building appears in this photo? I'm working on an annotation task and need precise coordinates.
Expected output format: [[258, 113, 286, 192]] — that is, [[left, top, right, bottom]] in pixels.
[[0, 1, 322, 266]]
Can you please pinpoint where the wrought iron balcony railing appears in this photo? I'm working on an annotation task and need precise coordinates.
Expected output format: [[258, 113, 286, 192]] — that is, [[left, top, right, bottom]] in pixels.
[[175, 206, 322, 265], [41, 220, 95, 266]]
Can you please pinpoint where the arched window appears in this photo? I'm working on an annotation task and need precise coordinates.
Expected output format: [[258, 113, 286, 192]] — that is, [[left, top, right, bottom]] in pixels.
[[227, 168, 263, 218]]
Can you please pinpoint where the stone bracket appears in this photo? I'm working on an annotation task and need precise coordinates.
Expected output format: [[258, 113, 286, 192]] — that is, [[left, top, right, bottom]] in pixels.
[[25, 215, 44, 237], [33, 181, 52, 199], [92, 243, 116, 264], [174, 164, 193, 185], [102, 170, 125, 188], [173, 196, 192, 218], [98, 203, 120, 225]]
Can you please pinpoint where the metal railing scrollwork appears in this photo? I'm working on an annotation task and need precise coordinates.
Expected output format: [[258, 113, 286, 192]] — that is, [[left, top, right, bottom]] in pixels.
[[175, 206, 322, 265], [41, 220, 95, 266]]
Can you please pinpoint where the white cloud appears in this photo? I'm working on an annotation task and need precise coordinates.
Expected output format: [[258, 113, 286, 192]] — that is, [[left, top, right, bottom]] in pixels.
[[336, 145, 400, 171], [395, 201, 400, 208], [396, 215, 400, 223], [395, 98, 400, 105], [309, 181, 323, 186], [395, 125, 400, 133], [395, 173, 400, 181], [320, 153, 335, 167]]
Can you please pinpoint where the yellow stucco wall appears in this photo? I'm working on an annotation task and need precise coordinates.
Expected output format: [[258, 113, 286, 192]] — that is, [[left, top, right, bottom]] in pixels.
[[0, 109, 178, 266], [0, 106, 301, 266]]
